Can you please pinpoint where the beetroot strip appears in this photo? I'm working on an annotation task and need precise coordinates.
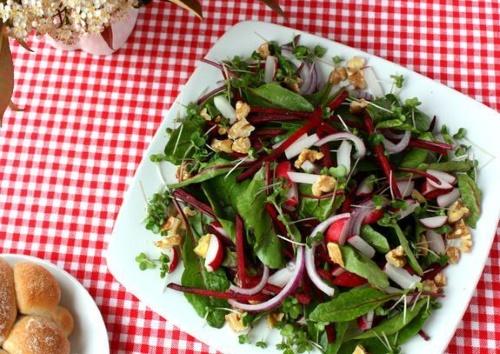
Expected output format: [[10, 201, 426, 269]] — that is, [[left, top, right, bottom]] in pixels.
[[328, 89, 349, 110], [248, 114, 307, 124], [235, 214, 249, 287], [408, 138, 452, 155], [250, 106, 311, 117], [167, 283, 267, 302], [320, 144, 333, 167], [254, 128, 287, 138], [172, 189, 216, 219]]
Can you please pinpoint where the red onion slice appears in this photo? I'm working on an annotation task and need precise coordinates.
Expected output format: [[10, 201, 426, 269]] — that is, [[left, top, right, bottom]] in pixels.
[[363, 67, 385, 98], [437, 188, 460, 207], [287, 171, 320, 185], [213, 95, 236, 123], [264, 55, 278, 83], [268, 262, 295, 287], [285, 134, 320, 159], [273, 133, 306, 150], [348, 235, 376, 258], [230, 266, 269, 295], [337, 140, 353, 172], [384, 263, 421, 289], [347, 202, 375, 241], [315, 133, 366, 158], [426, 230, 446, 254], [382, 130, 411, 155], [305, 213, 351, 296], [228, 247, 305, 311], [419, 215, 447, 228], [356, 176, 375, 196]]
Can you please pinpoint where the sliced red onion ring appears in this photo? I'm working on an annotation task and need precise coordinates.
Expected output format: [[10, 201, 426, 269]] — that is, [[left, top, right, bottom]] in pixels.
[[419, 215, 447, 228], [228, 247, 305, 311], [347, 202, 375, 240], [348, 235, 376, 258], [383, 130, 406, 140], [337, 140, 353, 172], [287, 171, 320, 185], [356, 176, 375, 196], [285, 134, 320, 159], [384, 263, 421, 289], [426, 230, 446, 254], [273, 134, 306, 150], [264, 55, 278, 83], [396, 180, 415, 198], [268, 262, 295, 287], [363, 67, 385, 98], [382, 130, 411, 154], [305, 213, 351, 296], [300, 62, 316, 95], [213, 95, 236, 123], [230, 266, 269, 295], [437, 188, 460, 207], [315, 133, 366, 158], [397, 200, 419, 220]]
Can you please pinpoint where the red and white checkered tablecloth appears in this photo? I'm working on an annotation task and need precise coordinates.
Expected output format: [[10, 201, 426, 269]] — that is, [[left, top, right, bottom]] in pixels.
[[1, 1, 499, 353]]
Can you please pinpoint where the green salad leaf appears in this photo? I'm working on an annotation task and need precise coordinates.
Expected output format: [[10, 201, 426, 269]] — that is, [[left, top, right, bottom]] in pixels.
[[340, 245, 389, 289], [360, 225, 390, 253], [457, 174, 481, 227], [245, 83, 314, 112]]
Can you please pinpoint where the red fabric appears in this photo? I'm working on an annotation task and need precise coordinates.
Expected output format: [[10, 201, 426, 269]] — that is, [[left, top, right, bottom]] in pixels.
[[1, 1, 499, 353]]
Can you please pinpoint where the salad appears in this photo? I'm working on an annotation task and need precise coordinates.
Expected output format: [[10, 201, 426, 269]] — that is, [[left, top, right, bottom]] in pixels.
[[136, 37, 482, 354]]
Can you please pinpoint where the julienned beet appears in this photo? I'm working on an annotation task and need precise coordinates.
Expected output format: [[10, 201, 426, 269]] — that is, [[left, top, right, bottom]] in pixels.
[[136, 36, 481, 354]]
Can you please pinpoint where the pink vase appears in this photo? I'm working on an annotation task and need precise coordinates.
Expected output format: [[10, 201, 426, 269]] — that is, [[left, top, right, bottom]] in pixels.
[[47, 7, 139, 56]]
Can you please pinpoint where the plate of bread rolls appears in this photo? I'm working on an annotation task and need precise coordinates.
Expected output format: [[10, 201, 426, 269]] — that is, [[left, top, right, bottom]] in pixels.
[[0, 254, 109, 354]]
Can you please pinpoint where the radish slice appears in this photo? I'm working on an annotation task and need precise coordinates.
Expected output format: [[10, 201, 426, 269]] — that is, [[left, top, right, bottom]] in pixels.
[[419, 215, 447, 228], [427, 177, 453, 190], [437, 188, 460, 207], [331, 266, 346, 277], [228, 246, 305, 311], [268, 262, 295, 287], [364, 67, 384, 98], [397, 200, 419, 220], [382, 130, 411, 154], [285, 184, 299, 209], [273, 134, 306, 150], [426, 230, 446, 254], [230, 266, 269, 295], [337, 140, 353, 172], [213, 95, 236, 124], [305, 213, 351, 296], [427, 170, 456, 184], [421, 180, 436, 196], [384, 263, 421, 289], [359, 310, 375, 330], [356, 175, 375, 196], [325, 214, 351, 244], [264, 55, 277, 83], [396, 180, 415, 198], [315, 133, 366, 158], [348, 235, 376, 258], [287, 172, 320, 184], [204, 235, 224, 272], [285, 134, 320, 159], [301, 160, 316, 173], [163, 247, 180, 273]]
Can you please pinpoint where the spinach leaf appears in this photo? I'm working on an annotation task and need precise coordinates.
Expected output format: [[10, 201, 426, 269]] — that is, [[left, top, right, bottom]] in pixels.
[[400, 148, 429, 169], [164, 107, 206, 165], [181, 224, 229, 328], [298, 184, 344, 221], [418, 160, 474, 172], [203, 169, 284, 268], [352, 299, 427, 339], [305, 82, 333, 107], [360, 225, 390, 253], [340, 245, 389, 289], [310, 287, 392, 322], [366, 94, 399, 123], [246, 83, 314, 112], [375, 118, 404, 129], [168, 158, 236, 188], [457, 174, 481, 227], [325, 322, 350, 354]]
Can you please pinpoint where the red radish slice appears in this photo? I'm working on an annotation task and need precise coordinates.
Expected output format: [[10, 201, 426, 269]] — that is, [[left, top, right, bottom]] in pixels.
[[332, 271, 367, 287], [230, 266, 269, 295], [397, 200, 419, 220], [268, 262, 295, 287], [421, 180, 436, 196], [358, 310, 375, 331], [348, 235, 376, 258], [426, 230, 446, 254], [419, 215, 447, 228], [356, 176, 375, 196], [285, 134, 320, 159], [362, 208, 384, 225], [427, 177, 452, 190], [287, 171, 320, 184], [384, 263, 421, 289], [325, 214, 351, 243], [164, 247, 180, 273], [213, 95, 236, 123], [337, 140, 353, 172], [228, 246, 305, 312], [437, 188, 460, 207], [331, 266, 346, 277], [364, 67, 384, 98], [204, 235, 224, 272], [382, 130, 411, 154], [427, 169, 456, 184], [264, 55, 278, 83], [305, 213, 351, 296], [315, 132, 367, 158], [396, 180, 415, 198], [284, 185, 299, 209]]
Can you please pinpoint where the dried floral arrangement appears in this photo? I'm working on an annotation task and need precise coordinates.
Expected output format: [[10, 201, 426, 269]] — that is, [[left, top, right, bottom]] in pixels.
[[0, 0, 283, 125]]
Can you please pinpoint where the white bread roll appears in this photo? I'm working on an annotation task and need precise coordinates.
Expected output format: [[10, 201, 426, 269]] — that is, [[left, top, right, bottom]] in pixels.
[[0, 258, 17, 345], [2, 316, 70, 354], [13, 262, 61, 315], [48, 306, 74, 337]]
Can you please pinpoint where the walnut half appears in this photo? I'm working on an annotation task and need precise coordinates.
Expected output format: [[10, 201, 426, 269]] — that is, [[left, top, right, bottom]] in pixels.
[[385, 246, 406, 268]]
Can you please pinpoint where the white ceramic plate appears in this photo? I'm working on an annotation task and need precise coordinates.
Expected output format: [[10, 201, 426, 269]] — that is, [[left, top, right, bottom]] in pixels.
[[107, 21, 500, 354], [1, 254, 110, 354]]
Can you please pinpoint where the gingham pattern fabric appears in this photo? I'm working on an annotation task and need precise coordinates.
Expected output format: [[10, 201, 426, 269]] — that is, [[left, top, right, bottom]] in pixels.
[[1, 1, 499, 353]]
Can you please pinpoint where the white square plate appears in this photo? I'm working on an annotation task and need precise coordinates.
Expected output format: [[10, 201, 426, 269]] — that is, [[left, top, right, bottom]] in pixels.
[[107, 21, 500, 354]]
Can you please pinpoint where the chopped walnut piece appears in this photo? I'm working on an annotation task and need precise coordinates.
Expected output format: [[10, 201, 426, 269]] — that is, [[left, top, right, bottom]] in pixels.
[[176, 163, 191, 182], [228, 118, 255, 140], [294, 149, 324, 169], [446, 246, 461, 264], [218, 126, 228, 135], [422, 279, 439, 293], [232, 137, 251, 154], [200, 108, 212, 121], [447, 200, 470, 223], [385, 245, 406, 268], [284, 77, 303, 93], [211, 138, 233, 153], [327, 242, 344, 267], [447, 219, 471, 239], [349, 99, 369, 114], [155, 234, 183, 249], [346, 56, 366, 73], [434, 272, 447, 287], [312, 175, 336, 197], [225, 311, 247, 332], [162, 216, 182, 234], [460, 233, 473, 252], [235, 101, 251, 121], [257, 42, 270, 58], [417, 234, 429, 257], [328, 67, 348, 85], [266, 312, 284, 328], [348, 70, 367, 89], [353, 344, 368, 354]]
